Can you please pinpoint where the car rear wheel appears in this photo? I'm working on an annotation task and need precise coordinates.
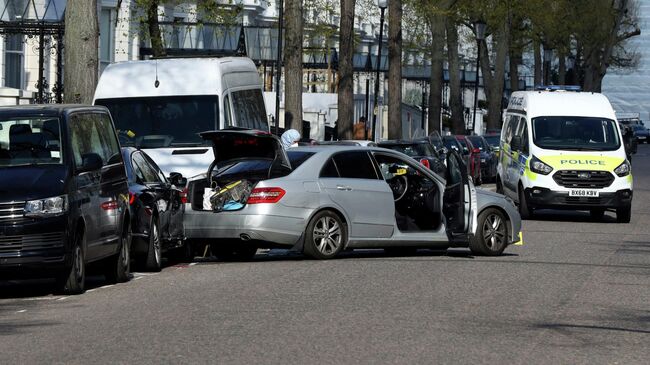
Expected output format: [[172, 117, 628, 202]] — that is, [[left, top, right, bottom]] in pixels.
[[56, 232, 86, 295], [105, 222, 131, 283], [616, 205, 632, 223], [304, 211, 346, 260], [469, 208, 508, 256], [143, 218, 162, 272]]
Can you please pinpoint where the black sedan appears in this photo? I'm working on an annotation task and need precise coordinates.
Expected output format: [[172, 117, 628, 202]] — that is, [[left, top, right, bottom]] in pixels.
[[632, 124, 649, 144], [121, 147, 189, 271], [377, 138, 446, 175]]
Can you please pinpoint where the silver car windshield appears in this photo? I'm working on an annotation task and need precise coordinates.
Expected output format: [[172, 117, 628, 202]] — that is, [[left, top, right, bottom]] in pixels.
[[0, 117, 63, 166], [532, 116, 621, 151]]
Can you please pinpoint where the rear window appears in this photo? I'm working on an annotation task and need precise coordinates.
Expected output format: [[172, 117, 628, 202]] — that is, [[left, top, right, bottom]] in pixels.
[[287, 151, 314, 169], [212, 134, 278, 165]]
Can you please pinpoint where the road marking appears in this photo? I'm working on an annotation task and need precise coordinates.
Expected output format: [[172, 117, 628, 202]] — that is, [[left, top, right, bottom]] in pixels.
[[134, 276, 143, 280], [99, 284, 115, 289], [57, 296, 68, 301], [16, 309, 26, 313], [189, 262, 197, 266], [21, 296, 58, 301], [86, 288, 96, 293]]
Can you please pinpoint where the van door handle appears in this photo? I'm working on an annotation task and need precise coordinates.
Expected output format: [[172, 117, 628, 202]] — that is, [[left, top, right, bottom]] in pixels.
[[336, 185, 352, 191]]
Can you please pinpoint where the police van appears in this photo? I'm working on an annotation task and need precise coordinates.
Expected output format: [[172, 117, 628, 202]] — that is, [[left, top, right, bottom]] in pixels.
[[497, 87, 633, 222]]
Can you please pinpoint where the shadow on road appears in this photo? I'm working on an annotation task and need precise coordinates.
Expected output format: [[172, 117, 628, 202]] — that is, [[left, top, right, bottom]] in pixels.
[[0, 275, 108, 299], [526, 209, 618, 223]]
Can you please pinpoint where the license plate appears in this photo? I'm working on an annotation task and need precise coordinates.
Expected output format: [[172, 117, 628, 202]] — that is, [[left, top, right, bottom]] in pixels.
[[569, 189, 600, 197]]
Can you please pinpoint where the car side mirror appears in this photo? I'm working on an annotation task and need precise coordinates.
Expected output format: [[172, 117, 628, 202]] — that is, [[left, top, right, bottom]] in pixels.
[[511, 136, 522, 151], [78, 153, 103, 173], [169, 172, 187, 187]]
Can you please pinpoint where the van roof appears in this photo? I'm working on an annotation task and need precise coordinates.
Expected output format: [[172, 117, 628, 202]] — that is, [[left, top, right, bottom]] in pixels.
[[93, 57, 259, 100], [507, 91, 616, 120]]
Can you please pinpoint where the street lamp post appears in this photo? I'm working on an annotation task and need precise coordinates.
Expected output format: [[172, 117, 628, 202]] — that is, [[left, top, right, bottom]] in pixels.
[[543, 46, 553, 86], [471, 20, 486, 135], [370, 0, 388, 142]]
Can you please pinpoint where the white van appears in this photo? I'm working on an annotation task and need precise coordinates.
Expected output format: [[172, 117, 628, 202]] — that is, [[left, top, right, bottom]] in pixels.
[[498, 89, 633, 222], [93, 57, 269, 179]]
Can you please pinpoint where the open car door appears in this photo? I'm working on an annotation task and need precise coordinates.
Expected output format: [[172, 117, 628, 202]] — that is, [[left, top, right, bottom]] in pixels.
[[443, 150, 475, 241]]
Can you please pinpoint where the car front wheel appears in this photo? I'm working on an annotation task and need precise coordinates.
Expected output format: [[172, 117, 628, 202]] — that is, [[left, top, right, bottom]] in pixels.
[[304, 211, 347, 260], [469, 208, 509, 256], [57, 232, 86, 295]]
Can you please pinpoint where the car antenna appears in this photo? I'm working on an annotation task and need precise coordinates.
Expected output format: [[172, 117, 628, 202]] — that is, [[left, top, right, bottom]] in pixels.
[[154, 59, 160, 88]]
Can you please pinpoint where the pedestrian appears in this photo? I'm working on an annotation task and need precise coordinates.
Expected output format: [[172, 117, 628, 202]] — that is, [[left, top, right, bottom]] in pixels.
[[280, 129, 301, 150]]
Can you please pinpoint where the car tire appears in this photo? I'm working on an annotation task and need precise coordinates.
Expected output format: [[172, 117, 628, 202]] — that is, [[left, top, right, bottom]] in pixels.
[[211, 243, 257, 261], [304, 210, 347, 260], [518, 187, 532, 220], [616, 205, 632, 223], [143, 218, 162, 272], [469, 208, 508, 256], [590, 208, 605, 221], [105, 222, 131, 283], [56, 232, 86, 295]]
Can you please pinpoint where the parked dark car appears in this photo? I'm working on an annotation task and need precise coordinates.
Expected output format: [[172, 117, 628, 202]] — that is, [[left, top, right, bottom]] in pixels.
[[455, 135, 482, 185], [0, 105, 131, 294], [121, 147, 189, 271], [377, 138, 445, 175], [632, 124, 649, 144], [467, 135, 498, 182]]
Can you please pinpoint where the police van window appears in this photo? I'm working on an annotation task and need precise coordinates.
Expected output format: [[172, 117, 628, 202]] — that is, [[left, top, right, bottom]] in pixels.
[[521, 124, 530, 155], [532, 116, 621, 151], [504, 115, 519, 144]]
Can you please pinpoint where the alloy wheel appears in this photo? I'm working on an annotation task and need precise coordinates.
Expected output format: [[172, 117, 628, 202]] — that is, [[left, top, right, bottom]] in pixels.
[[482, 213, 506, 250], [153, 223, 161, 266], [312, 216, 342, 255], [73, 245, 84, 284]]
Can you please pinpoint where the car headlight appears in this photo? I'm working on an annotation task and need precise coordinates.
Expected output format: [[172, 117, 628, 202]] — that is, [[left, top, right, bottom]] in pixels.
[[614, 161, 631, 177], [530, 155, 553, 175], [25, 195, 68, 217]]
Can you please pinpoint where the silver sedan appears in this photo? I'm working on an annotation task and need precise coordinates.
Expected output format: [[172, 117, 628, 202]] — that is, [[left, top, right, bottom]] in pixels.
[[185, 130, 522, 260]]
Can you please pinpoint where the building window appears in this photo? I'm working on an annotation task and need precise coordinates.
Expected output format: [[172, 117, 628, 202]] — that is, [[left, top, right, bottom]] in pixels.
[[99, 8, 114, 73], [4, 34, 24, 89]]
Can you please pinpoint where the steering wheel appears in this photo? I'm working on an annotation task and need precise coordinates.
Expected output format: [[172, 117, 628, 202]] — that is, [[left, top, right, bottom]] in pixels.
[[387, 175, 408, 202]]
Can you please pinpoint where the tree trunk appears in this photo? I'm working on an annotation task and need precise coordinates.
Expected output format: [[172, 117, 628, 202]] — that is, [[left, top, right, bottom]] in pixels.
[[146, 0, 165, 58], [509, 49, 519, 92], [533, 39, 542, 86], [64, 0, 99, 104], [284, 0, 303, 135], [446, 18, 463, 135], [387, 0, 402, 139], [337, 0, 356, 140], [428, 14, 444, 134], [558, 54, 566, 85], [480, 24, 509, 131]]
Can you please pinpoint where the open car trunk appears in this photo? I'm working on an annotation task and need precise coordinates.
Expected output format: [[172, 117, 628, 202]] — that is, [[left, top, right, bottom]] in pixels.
[[188, 129, 291, 211]]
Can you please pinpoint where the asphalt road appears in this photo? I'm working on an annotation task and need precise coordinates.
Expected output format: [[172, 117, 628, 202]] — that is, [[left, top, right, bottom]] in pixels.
[[2, 146, 649, 364]]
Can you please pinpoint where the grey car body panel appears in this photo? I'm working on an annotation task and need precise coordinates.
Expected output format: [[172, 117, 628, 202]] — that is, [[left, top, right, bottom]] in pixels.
[[184, 145, 521, 249]]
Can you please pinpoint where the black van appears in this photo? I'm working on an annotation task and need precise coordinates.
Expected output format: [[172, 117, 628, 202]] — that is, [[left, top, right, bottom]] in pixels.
[[0, 105, 131, 294]]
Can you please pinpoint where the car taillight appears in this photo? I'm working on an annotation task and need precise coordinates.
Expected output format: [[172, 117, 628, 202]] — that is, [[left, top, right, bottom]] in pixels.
[[101, 200, 119, 210], [247, 187, 285, 204], [128, 192, 136, 205], [180, 187, 188, 204], [419, 158, 431, 169]]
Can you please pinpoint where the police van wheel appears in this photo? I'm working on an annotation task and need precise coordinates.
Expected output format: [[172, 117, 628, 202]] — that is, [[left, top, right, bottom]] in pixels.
[[518, 189, 532, 220], [616, 206, 631, 223]]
